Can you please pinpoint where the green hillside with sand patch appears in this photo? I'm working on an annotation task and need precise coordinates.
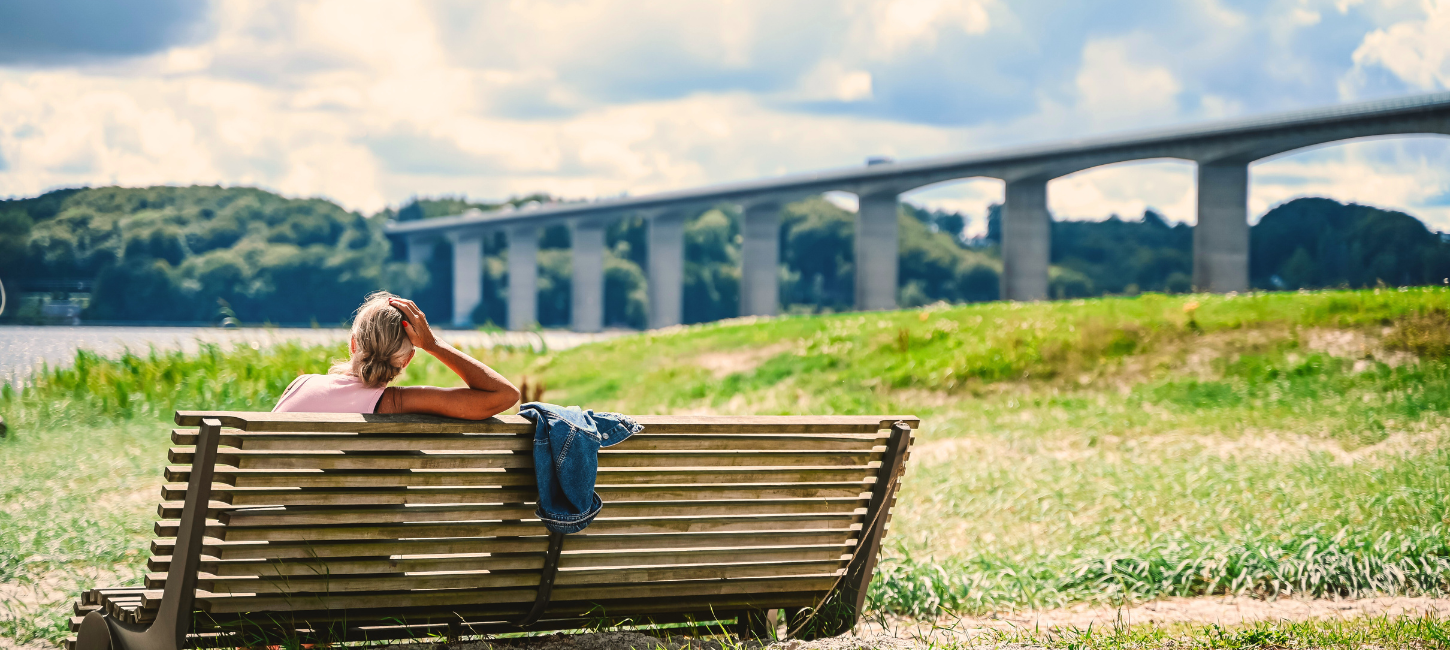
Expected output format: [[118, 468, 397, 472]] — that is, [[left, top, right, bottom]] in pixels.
[[3, 289, 1450, 645]]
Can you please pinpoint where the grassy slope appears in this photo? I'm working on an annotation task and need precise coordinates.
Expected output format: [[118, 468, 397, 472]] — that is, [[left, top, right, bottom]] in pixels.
[[3, 289, 1450, 645]]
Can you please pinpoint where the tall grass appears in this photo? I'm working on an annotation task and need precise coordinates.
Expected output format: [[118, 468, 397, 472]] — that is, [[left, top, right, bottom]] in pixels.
[[873, 525, 1450, 617]]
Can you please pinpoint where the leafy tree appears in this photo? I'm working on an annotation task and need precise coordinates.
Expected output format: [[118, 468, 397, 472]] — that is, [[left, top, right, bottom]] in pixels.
[[1251, 197, 1450, 289], [0, 186, 421, 325], [1051, 210, 1193, 295]]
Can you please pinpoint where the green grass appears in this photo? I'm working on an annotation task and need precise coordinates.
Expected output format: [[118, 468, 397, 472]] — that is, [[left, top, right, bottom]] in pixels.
[[959, 613, 1450, 650], [3, 288, 1450, 646]]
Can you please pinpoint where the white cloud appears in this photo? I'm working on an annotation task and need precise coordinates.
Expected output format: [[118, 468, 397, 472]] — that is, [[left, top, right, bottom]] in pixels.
[[863, 0, 993, 56], [794, 61, 875, 102], [1075, 39, 1183, 129], [1343, 0, 1450, 93]]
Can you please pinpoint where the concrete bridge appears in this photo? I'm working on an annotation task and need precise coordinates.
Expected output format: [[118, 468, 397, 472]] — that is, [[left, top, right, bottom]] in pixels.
[[386, 92, 1450, 331]]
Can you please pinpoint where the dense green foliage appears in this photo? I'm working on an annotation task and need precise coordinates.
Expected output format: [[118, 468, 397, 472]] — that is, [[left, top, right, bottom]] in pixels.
[[0, 186, 420, 324], [1251, 196, 1450, 289], [1049, 209, 1194, 296]]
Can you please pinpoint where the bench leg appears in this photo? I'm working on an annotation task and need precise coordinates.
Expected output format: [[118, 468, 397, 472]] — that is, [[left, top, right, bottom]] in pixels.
[[77, 612, 179, 650], [76, 613, 114, 650]]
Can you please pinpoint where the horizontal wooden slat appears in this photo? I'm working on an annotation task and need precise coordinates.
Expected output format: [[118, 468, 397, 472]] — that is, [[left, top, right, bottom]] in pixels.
[[218, 498, 863, 527], [154, 520, 226, 538], [156, 511, 863, 542], [156, 501, 233, 519], [165, 482, 870, 508], [152, 529, 857, 561], [188, 575, 838, 613], [197, 513, 858, 542], [164, 466, 875, 489], [152, 546, 848, 577], [176, 410, 919, 433], [173, 430, 884, 452], [169, 449, 881, 470], [180, 559, 842, 595]]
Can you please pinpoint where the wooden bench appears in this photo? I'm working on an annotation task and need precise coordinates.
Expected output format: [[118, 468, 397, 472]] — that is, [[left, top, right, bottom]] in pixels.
[[69, 410, 917, 650]]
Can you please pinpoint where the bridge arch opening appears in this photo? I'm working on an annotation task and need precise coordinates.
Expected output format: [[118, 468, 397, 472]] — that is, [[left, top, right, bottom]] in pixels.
[[1249, 134, 1450, 228], [1246, 134, 1450, 291], [1042, 158, 1198, 297], [901, 177, 1006, 242], [1048, 158, 1197, 225]]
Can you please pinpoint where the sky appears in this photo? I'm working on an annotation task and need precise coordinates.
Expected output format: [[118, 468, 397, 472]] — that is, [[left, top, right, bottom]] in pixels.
[[1, 0, 1448, 236]]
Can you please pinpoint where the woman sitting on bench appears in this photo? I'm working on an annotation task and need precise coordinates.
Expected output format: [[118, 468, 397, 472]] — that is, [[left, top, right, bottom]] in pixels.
[[274, 291, 520, 418]]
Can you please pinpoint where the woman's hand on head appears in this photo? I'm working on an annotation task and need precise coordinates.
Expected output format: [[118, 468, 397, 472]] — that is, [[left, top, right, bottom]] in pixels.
[[390, 298, 438, 351]]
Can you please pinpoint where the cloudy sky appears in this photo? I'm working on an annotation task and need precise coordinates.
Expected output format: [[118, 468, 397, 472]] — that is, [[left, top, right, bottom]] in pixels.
[[1, 0, 1448, 234]]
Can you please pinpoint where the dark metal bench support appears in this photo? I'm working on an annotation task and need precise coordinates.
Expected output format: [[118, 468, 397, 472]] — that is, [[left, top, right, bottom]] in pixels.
[[514, 530, 566, 627], [78, 418, 222, 650], [792, 421, 911, 640]]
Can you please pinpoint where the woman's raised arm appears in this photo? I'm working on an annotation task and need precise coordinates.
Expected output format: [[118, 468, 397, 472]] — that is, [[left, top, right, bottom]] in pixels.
[[377, 298, 521, 420]]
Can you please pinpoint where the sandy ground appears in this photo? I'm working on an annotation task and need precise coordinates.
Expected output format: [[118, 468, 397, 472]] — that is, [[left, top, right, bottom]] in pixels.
[[374, 597, 1450, 650], [863, 596, 1450, 643]]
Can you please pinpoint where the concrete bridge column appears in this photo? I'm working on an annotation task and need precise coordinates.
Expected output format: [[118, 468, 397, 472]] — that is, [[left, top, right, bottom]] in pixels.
[[507, 224, 538, 331], [447, 232, 483, 327], [571, 220, 606, 332], [407, 236, 436, 268], [855, 192, 899, 311], [1001, 177, 1051, 301], [740, 202, 781, 317], [1194, 161, 1250, 293], [647, 211, 686, 329]]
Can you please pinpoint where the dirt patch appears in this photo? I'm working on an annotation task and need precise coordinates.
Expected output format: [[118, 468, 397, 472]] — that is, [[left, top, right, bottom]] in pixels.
[[1303, 328, 1417, 367], [693, 343, 793, 379], [380, 598, 1450, 650], [399, 631, 911, 650], [0, 566, 133, 650], [868, 595, 1450, 642]]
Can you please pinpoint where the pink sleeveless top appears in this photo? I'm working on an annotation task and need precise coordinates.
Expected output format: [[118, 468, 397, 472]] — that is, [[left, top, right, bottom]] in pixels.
[[273, 374, 387, 413]]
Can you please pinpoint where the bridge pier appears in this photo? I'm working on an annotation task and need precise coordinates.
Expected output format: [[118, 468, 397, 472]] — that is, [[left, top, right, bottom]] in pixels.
[[1194, 161, 1250, 293], [740, 202, 781, 317], [447, 232, 483, 327], [571, 220, 606, 332], [507, 225, 538, 331], [855, 192, 899, 311], [1001, 177, 1051, 301], [648, 211, 686, 329]]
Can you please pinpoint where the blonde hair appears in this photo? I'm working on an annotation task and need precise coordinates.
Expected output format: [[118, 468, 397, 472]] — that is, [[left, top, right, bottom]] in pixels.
[[331, 291, 414, 388]]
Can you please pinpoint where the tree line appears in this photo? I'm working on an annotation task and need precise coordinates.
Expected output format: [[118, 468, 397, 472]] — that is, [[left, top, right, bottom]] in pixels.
[[2, 185, 1447, 327]]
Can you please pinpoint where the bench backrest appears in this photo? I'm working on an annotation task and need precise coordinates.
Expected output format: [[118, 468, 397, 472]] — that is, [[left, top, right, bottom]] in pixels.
[[147, 411, 916, 637]]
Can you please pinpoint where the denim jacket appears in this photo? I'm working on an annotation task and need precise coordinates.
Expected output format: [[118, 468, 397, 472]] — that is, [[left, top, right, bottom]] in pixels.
[[518, 402, 644, 533]]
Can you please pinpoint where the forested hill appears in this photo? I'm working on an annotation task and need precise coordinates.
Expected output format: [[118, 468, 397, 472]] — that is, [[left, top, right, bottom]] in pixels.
[[0, 186, 420, 324], [1, 185, 1446, 326]]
